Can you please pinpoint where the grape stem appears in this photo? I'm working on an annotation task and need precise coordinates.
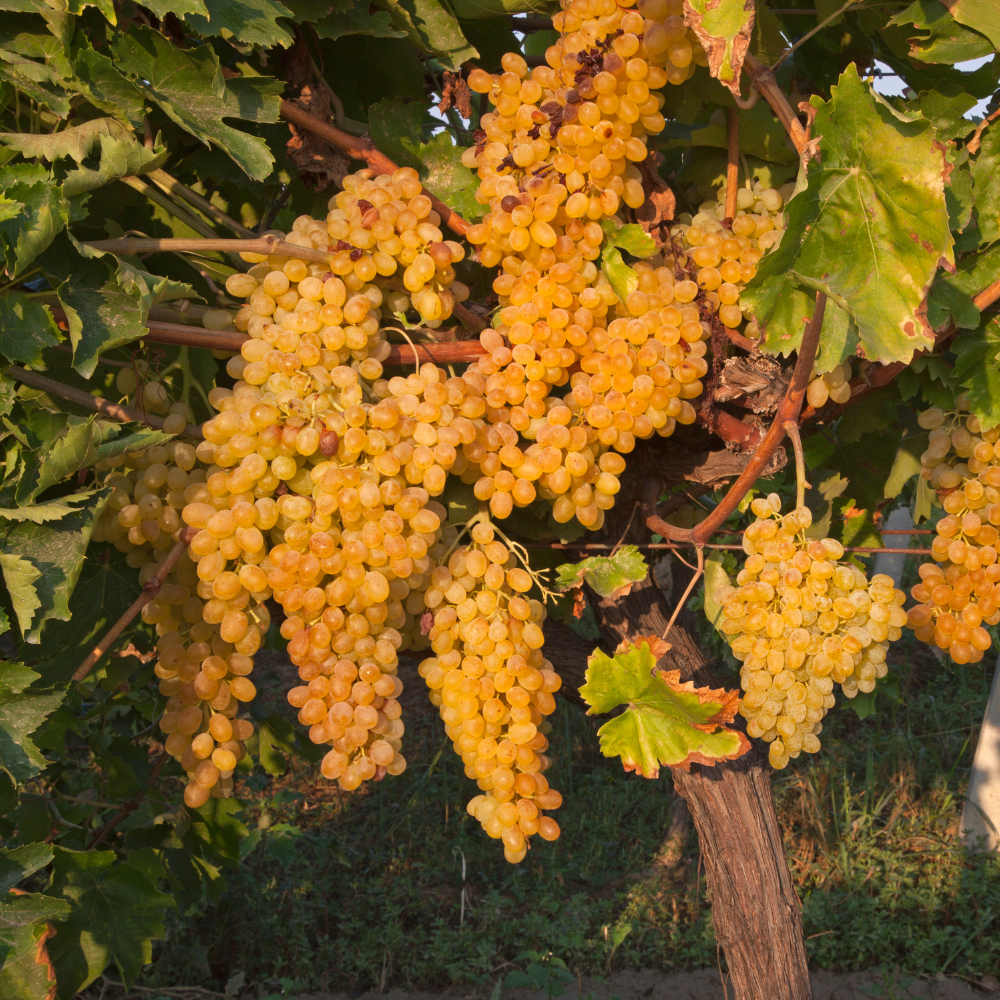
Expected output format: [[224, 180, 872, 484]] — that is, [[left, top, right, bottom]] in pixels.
[[783, 419, 810, 508], [6, 367, 205, 440], [724, 109, 739, 224], [72, 528, 198, 684], [644, 293, 826, 546]]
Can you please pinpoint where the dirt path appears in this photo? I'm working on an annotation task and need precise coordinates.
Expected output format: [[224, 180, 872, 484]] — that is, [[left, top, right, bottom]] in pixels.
[[295, 968, 998, 1000]]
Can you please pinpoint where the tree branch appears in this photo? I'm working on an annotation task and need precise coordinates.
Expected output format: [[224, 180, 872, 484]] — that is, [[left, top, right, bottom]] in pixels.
[[645, 293, 826, 544], [6, 367, 205, 439], [73, 528, 198, 685], [278, 101, 472, 238]]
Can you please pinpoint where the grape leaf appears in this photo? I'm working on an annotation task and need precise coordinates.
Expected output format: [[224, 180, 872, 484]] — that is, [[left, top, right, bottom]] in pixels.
[[416, 132, 484, 222], [312, 0, 407, 39], [0, 844, 54, 895], [601, 244, 638, 304], [0, 662, 64, 783], [140, 0, 208, 17], [952, 317, 1000, 431], [702, 551, 733, 629], [742, 64, 953, 365], [0, 554, 42, 638], [62, 133, 169, 197], [940, 0, 1000, 47], [0, 921, 58, 1000], [555, 545, 648, 599], [0, 46, 71, 119], [0, 490, 110, 643], [183, 0, 296, 49], [47, 848, 172, 996], [0, 492, 100, 524], [0, 893, 70, 930], [600, 218, 657, 258], [887, 0, 994, 63], [0, 167, 70, 278], [376, 0, 478, 70], [971, 121, 1000, 245], [0, 294, 62, 367], [884, 429, 928, 498], [110, 27, 282, 181], [0, 116, 140, 164], [580, 640, 751, 776], [72, 44, 145, 128], [683, 0, 755, 97]]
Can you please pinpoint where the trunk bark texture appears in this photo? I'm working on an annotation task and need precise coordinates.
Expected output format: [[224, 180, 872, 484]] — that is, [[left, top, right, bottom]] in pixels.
[[580, 489, 812, 1000]]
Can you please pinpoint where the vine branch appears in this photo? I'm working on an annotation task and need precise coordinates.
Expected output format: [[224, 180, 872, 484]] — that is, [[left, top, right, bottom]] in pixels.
[[743, 53, 810, 154], [73, 528, 198, 684], [146, 169, 257, 239], [645, 293, 826, 545], [6, 367, 205, 439]]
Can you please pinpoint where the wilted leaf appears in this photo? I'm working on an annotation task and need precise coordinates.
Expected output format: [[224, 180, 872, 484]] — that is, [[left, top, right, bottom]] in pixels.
[[683, 0, 755, 96], [743, 65, 953, 365], [0, 294, 62, 367], [580, 641, 750, 776], [556, 545, 648, 599], [47, 848, 172, 996], [111, 27, 282, 181]]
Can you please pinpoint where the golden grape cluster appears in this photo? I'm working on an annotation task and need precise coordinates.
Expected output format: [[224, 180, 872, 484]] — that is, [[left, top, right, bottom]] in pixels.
[[417, 520, 563, 861], [718, 496, 906, 769], [905, 399, 1000, 663]]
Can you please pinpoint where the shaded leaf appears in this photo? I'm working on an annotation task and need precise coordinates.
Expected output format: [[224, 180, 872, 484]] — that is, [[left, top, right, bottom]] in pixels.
[[952, 316, 1000, 431], [884, 430, 928, 498], [555, 545, 647, 599], [580, 641, 750, 776], [111, 28, 282, 181], [1, 490, 110, 643], [313, 0, 406, 39], [183, 0, 296, 49], [0, 663, 64, 783], [888, 0, 994, 63], [72, 44, 145, 128], [743, 65, 952, 365], [48, 848, 172, 997], [0, 294, 61, 367], [377, 0, 478, 70], [0, 167, 70, 278], [971, 120, 1000, 245], [0, 116, 132, 163], [0, 491, 100, 524], [0, 845, 54, 895], [0, 893, 69, 930], [0, 554, 41, 638], [683, 0, 754, 97], [0, 920, 58, 1000]]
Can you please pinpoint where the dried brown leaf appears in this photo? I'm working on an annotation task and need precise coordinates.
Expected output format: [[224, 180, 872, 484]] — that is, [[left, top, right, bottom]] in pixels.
[[438, 71, 473, 120]]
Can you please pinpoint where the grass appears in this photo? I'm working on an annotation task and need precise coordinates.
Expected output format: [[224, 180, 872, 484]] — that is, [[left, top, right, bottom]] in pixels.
[[138, 619, 1000, 995]]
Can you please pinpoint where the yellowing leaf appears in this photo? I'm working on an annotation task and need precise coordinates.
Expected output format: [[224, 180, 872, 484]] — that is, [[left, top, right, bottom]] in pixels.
[[579, 641, 750, 777], [555, 545, 648, 599]]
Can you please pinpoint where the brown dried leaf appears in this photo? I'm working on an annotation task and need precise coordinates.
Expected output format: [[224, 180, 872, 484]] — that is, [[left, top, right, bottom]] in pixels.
[[683, 0, 755, 98], [438, 71, 473, 120], [615, 634, 673, 660], [635, 155, 676, 247], [659, 669, 741, 730]]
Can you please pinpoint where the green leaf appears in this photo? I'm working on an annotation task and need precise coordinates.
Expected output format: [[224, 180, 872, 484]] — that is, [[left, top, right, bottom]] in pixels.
[[188, 798, 248, 866], [47, 848, 172, 997], [376, 0, 478, 70], [0, 169, 70, 278], [884, 430, 928, 499], [368, 96, 425, 169], [1, 490, 110, 643], [939, 0, 1000, 47], [903, 84, 977, 140], [183, 0, 296, 49], [556, 545, 647, 599], [0, 116, 132, 163], [416, 132, 484, 221], [702, 551, 732, 630], [20, 545, 144, 686], [952, 317, 1000, 431], [0, 921, 58, 1000], [0, 662, 64, 783], [601, 244, 638, 304], [0, 492, 100, 524], [313, 0, 408, 37], [63, 132, 169, 198], [140, 0, 209, 17], [804, 472, 849, 540], [836, 384, 899, 445], [72, 44, 146, 128], [971, 122, 1000, 245], [661, 99, 796, 165], [0, 294, 62, 367], [888, 0, 994, 63], [110, 28, 282, 182], [0, 47, 70, 118], [0, 554, 41, 637], [0, 893, 70, 930], [742, 65, 953, 365], [683, 0, 755, 96], [600, 218, 657, 258], [926, 276, 980, 330], [579, 640, 750, 776], [0, 844, 54, 895]]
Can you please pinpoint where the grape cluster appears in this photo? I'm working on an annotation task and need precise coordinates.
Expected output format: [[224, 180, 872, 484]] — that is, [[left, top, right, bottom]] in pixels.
[[718, 496, 905, 769], [417, 520, 563, 862], [905, 400, 1000, 663]]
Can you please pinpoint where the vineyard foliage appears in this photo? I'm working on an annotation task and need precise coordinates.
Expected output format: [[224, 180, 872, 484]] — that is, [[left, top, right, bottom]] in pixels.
[[0, 0, 998, 993]]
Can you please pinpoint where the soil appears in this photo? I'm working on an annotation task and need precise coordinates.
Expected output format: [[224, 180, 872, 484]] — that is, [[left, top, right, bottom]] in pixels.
[[295, 968, 1000, 1000]]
